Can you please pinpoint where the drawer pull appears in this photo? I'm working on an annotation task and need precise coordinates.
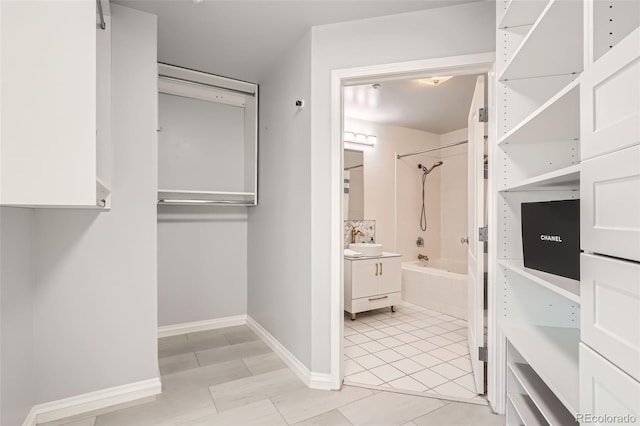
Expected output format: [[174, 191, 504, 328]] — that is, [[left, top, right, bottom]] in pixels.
[[368, 295, 388, 301], [375, 263, 378, 276]]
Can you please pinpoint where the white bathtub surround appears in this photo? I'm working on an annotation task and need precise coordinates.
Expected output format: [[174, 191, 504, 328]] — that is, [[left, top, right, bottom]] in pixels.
[[344, 302, 481, 401], [401, 260, 468, 320], [438, 129, 469, 266]]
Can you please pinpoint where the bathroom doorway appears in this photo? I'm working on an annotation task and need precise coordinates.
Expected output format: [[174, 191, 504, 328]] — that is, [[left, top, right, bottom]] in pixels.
[[334, 55, 495, 402]]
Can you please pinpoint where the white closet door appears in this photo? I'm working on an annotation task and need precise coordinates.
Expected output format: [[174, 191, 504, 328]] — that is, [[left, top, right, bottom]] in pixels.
[[467, 75, 486, 395], [581, 253, 640, 382], [581, 145, 640, 262], [581, 27, 640, 161], [580, 343, 640, 424]]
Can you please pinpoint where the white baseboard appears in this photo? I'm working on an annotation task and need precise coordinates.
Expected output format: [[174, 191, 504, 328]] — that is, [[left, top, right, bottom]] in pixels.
[[158, 315, 247, 338], [29, 377, 161, 425], [246, 316, 335, 390], [21, 407, 37, 426]]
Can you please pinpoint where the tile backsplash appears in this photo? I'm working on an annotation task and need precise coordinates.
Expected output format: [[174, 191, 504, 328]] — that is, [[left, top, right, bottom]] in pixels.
[[344, 220, 376, 248]]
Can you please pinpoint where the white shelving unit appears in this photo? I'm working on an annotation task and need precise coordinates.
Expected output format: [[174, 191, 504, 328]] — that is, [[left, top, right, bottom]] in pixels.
[[508, 362, 576, 425], [495, 0, 640, 421], [496, 0, 582, 421], [157, 64, 258, 207], [504, 325, 579, 415], [499, 164, 579, 192], [498, 259, 580, 303], [498, 0, 548, 30], [499, 0, 583, 81], [497, 79, 579, 146]]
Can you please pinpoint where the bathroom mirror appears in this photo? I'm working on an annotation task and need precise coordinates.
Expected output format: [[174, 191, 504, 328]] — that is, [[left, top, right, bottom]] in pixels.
[[344, 149, 364, 220]]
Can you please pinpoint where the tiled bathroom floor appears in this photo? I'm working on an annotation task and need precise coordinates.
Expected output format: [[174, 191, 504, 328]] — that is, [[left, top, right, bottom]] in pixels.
[[344, 302, 483, 401]]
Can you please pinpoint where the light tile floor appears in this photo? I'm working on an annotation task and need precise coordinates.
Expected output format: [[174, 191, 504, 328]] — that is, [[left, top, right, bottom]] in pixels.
[[344, 302, 483, 401], [40, 324, 503, 426]]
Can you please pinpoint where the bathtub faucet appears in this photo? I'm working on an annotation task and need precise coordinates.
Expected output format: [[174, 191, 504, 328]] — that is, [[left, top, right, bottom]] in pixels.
[[418, 254, 429, 261]]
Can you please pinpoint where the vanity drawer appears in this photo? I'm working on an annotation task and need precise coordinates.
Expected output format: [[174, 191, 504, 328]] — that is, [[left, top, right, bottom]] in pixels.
[[580, 343, 640, 423], [349, 292, 401, 315], [581, 145, 640, 262], [581, 253, 640, 381]]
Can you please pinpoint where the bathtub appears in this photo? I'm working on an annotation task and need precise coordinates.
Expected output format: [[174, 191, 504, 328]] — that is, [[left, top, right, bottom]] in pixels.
[[401, 259, 468, 320]]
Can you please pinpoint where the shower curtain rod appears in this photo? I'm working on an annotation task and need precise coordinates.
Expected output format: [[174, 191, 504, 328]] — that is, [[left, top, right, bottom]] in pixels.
[[344, 164, 363, 171], [396, 140, 468, 159]]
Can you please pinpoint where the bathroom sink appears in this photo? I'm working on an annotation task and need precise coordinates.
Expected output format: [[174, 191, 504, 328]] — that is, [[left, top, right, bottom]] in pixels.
[[348, 243, 383, 257]]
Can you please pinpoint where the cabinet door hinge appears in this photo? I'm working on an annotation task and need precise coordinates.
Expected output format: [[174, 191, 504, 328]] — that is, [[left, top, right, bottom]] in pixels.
[[479, 226, 488, 242], [478, 346, 488, 362], [479, 107, 488, 123]]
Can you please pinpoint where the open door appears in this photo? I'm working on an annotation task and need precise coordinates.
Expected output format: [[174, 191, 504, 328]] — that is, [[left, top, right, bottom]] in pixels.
[[467, 75, 486, 395]]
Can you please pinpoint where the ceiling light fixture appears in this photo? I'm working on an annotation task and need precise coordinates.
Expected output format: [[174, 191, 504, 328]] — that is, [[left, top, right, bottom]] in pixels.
[[192, 0, 204, 3], [344, 131, 376, 146], [418, 76, 453, 86]]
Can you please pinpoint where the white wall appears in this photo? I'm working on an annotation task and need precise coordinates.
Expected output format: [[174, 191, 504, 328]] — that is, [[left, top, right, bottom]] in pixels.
[[157, 81, 249, 328], [439, 128, 469, 267], [31, 5, 159, 403], [344, 117, 441, 261], [158, 94, 245, 192], [157, 206, 247, 327], [0, 207, 34, 426], [247, 31, 312, 369], [310, 2, 496, 373]]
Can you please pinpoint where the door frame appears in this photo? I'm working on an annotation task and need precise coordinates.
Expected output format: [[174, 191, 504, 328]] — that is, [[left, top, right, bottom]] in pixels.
[[329, 52, 505, 412]]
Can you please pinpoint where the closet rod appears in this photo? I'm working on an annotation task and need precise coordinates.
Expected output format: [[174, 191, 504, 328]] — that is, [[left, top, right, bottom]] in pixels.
[[397, 140, 468, 159], [344, 164, 363, 171], [158, 200, 254, 206], [96, 0, 106, 30]]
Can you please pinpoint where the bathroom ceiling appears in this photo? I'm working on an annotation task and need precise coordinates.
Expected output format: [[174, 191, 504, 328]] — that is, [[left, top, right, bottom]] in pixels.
[[112, 0, 481, 83], [344, 74, 480, 134]]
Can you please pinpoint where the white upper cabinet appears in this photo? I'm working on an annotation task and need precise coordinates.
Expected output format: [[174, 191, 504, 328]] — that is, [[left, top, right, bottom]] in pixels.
[[0, 0, 112, 208]]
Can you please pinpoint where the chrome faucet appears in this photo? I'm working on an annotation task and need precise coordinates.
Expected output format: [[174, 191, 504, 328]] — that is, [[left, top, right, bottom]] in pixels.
[[418, 254, 429, 261], [351, 228, 362, 244]]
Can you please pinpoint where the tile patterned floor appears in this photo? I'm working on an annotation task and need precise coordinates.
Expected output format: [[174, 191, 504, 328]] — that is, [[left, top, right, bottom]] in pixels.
[[344, 302, 483, 401], [39, 323, 502, 426]]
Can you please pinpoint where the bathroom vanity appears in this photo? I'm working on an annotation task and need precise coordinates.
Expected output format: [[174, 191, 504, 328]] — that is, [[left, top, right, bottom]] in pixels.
[[344, 252, 402, 320]]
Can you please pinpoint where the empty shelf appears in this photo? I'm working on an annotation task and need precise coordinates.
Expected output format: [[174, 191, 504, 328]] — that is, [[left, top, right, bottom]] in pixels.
[[499, 0, 549, 29], [508, 393, 547, 426], [498, 80, 580, 146], [499, 0, 583, 81], [498, 259, 580, 303], [499, 164, 580, 192], [509, 363, 576, 425], [503, 325, 579, 417]]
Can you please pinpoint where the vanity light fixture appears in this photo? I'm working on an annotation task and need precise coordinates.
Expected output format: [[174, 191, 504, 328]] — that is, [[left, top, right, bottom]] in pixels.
[[418, 76, 453, 86], [344, 131, 376, 146]]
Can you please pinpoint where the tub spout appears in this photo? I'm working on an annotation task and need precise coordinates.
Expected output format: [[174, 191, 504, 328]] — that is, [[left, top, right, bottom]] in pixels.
[[418, 254, 429, 261]]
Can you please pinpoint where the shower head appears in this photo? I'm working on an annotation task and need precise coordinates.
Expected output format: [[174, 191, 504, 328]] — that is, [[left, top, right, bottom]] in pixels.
[[418, 161, 444, 175]]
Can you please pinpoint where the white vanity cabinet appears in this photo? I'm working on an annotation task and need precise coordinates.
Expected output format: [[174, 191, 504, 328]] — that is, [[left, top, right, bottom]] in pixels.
[[344, 253, 402, 320], [0, 0, 112, 208]]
